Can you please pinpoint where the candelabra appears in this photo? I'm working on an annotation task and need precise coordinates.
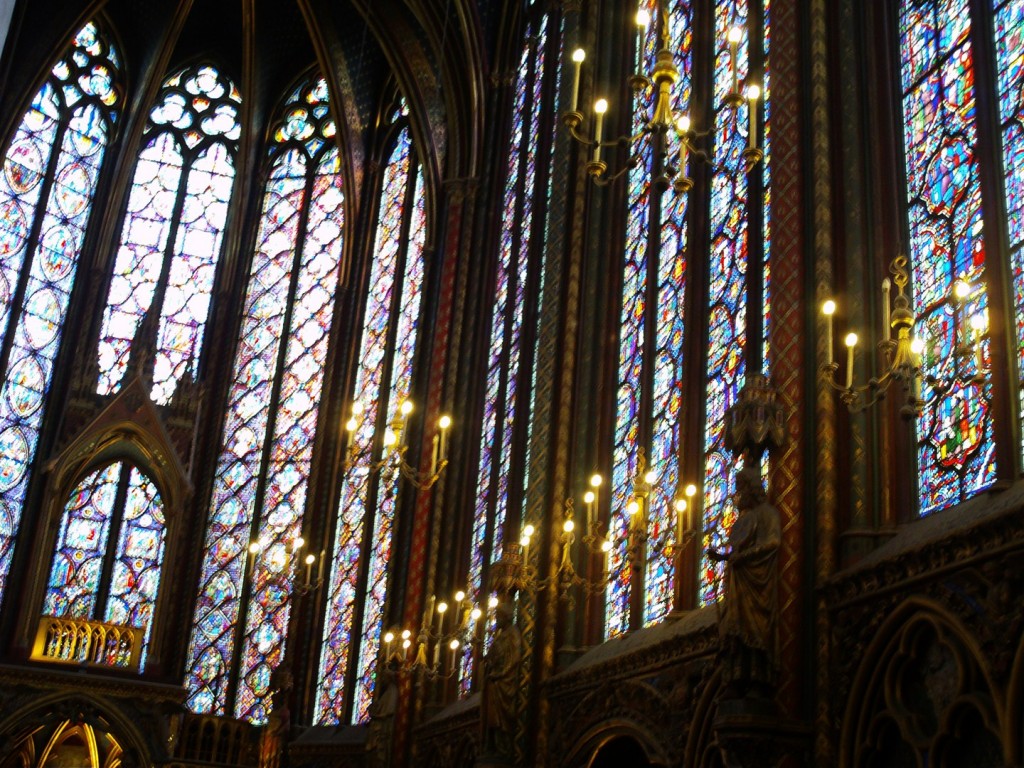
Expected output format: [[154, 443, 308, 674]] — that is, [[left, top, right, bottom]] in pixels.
[[380, 591, 485, 680], [821, 254, 987, 417], [341, 398, 452, 490], [563, 1, 762, 186], [245, 536, 325, 597]]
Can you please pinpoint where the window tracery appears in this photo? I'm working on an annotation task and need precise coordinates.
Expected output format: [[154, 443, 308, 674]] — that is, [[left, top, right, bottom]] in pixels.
[[316, 105, 427, 725], [97, 64, 240, 406], [185, 76, 343, 723], [0, 21, 121, 602]]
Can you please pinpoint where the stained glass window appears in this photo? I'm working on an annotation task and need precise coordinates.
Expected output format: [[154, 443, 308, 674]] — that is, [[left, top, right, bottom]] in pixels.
[[606, 0, 770, 627], [316, 115, 427, 725], [607, 0, 695, 635], [460, 12, 556, 692], [0, 22, 121, 603], [44, 462, 165, 668], [996, 0, 1024, 461], [185, 78, 343, 723], [97, 64, 240, 405], [898, 0, 996, 514]]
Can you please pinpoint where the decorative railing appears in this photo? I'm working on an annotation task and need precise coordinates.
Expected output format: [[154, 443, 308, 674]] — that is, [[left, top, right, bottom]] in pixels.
[[31, 616, 143, 671]]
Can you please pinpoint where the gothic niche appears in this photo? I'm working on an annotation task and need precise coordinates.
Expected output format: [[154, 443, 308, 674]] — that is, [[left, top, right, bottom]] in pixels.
[[848, 613, 1003, 767]]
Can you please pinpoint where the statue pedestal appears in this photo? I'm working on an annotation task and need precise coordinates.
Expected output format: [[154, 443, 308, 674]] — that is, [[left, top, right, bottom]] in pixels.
[[713, 698, 811, 768]]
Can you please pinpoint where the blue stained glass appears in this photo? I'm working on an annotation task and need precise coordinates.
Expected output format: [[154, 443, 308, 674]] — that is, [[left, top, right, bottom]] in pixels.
[[899, 0, 996, 514], [0, 23, 120, 604], [317, 125, 423, 725], [700, 0, 751, 605]]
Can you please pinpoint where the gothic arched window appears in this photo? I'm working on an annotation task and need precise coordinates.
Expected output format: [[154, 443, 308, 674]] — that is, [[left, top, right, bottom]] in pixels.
[[43, 462, 165, 668], [897, 0, 1024, 514], [461, 5, 559, 691], [606, 0, 770, 635], [97, 64, 240, 405], [0, 22, 121, 602], [316, 103, 427, 725], [185, 77, 344, 722]]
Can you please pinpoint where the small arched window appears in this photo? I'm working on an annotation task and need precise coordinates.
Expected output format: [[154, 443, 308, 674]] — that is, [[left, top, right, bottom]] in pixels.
[[97, 64, 240, 405], [43, 461, 166, 668], [0, 21, 121, 603], [185, 76, 344, 722], [317, 100, 427, 725]]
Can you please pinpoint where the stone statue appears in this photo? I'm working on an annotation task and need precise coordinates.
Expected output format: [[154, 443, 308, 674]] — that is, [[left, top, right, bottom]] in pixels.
[[708, 467, 781, 698], [259, 667, 292, 768], [481, 602, 522, 760], [366, 661, 398, 768]]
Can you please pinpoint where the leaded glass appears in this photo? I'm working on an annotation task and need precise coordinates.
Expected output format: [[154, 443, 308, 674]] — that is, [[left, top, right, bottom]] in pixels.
[[97, 64, 239, 405], [186, 78, 342, 722], [607, 0, 660, 639], [317, 125, 424, 725], [645, 0, 694, 626], [44, 462, 165, 669], [462, 14, 550, 690], [700, 0, 751, 605], [899, 0, 995, 514], [995, 0, 1024, 460], [0, 22, 120, 602]]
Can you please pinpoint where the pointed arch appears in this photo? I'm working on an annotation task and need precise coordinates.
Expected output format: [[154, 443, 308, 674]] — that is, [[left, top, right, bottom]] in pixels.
[[0, 19, 123, 606], [185, 73, 347, 723], [96, 62, 241, 406]]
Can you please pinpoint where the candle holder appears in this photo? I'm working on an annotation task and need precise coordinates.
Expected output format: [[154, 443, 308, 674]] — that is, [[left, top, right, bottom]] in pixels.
[[821, 254, 988, 417], [341, 398, 453, 491], [381, 589, 483, 681], [564, 4, 762, 190]]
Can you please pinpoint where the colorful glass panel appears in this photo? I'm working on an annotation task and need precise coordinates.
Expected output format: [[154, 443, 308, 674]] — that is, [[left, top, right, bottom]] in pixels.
[[606, 0, 659, 638], [317, 127, 415, 725], [43, 463, 121, 619], [0, 23, 120, 602], [700, 0, 751, 605], [187, 79, 342, 721], [899, 0, 995, 514], [462, 16, 550, 690], [97, 65, 240, 405], [352, 168, 426, 723], [45, 462, 165, 669], [995, 0, 1024, 459], [645, 0, 694, 626], [104, 467, 165, 667]]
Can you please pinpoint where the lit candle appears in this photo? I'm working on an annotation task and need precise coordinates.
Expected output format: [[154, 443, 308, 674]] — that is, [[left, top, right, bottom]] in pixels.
[[583, 490, 596, 533], [304, 553, 315, 586], [882, 278, 891, 340], [430, 433, 440, 476], [601, 539, 612, 574], [676, 115, 690, 178], [432, 638, 441, 669], [746, 84, 760, 149], [438, 414, 452, 465], [674, 498, 687, 546], [972, 312, 986, 371], [911, 337, 924, 401], [435, 601, 448, 636], [448, 639, 460, 675], [570, 49, 585, 113], [593, 99, 608, 163], [317, 549, 325, 582], [384, 631, 394, 661], [635, 8, 651, 75], [561, 518, 575, 569], [627, 499, 641, 531], [399, 399, 413, 447], [520, 532, 531, 568], [728, 26, 742, 97], [845, 332, 858, 389], [822, 300, 836, 365]]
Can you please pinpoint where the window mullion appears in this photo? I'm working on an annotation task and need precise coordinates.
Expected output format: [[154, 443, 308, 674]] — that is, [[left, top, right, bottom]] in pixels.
[[92, 463, 133, 621]]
